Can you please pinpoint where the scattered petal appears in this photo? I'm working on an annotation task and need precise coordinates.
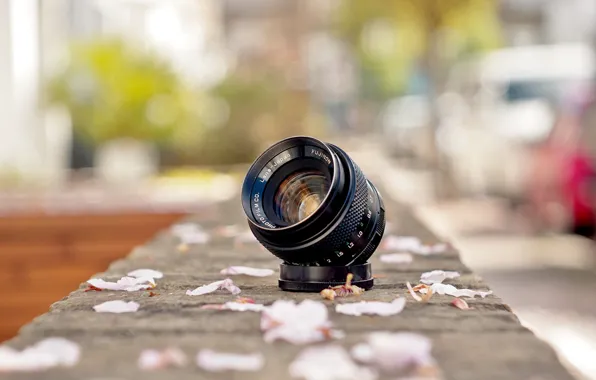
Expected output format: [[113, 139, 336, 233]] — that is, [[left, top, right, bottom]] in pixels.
[[451, 298, 471, 310], [351, 332, 434, 372], [0, 338, 80, 372], [320, 274, 365, 300], [406, 281, 422, 302], [235, 297, 256, 304], [127, 269, 164, 279], [87, 276, 156, 292], [84, 285, 103, 292], [420, 270, 460, 285], [335, 298, 406, 316], [196, 350, 264, 372], [93, 300, 140, 313], [171, 223, 210, 245], [186, 279, 241, 296], [379, 253, 413, 264], [382, 235, 449, 255], [420, 287, 434, 303], [138, 347, 187, 370], [201, 302, 265, 312], [290, 345, 377, 380], [419, 283, 492, 298], [213, 224, 242, 238], [261, 300, 342, 345], [220, 266, 274, 277]]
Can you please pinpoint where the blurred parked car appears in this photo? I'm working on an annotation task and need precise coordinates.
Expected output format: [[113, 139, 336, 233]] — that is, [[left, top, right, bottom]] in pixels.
[[440, 43, 596, 199]]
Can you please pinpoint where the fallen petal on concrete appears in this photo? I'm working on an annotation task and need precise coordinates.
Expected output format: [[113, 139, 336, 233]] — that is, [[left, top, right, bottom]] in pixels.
[[138, 347, 187, 370], [290, 345, 377, 380], [420, 270, 460, 284], [93, 300, 140, 313], [220, 266, 275, 277], [335, 298, 406, 316], [196, 349, 264, 372], [186, 278, 241, 296], [127, 269, 164, 279], [87, 276, 156, 292], [0, 337, 80, 372]]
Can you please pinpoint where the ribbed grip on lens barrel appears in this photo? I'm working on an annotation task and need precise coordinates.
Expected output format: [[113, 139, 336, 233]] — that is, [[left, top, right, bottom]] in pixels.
[[255, 158, 373, 266]]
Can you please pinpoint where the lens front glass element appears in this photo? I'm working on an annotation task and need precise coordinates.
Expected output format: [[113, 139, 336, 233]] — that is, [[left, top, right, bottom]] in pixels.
[[274, 170, 329, 225]]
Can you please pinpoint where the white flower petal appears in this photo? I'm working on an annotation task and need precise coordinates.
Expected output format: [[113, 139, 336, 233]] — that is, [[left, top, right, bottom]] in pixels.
[[406, 281, 423, 302], [127, 269, 164, 279], [382, 236, 421, 251], [186, 279, 241, 296], [379, 253, 413, 264], [0, 338, 80, 372], [139, 347, 187, 370], [335, 298, 406, 317], [261, 300, 340, 345], [196, 350, 264, 372], [290, 345, 377, 380], [419, 283, 492, 298], [93, 300, 140, 313], [171, 223, 210, 245], [87, 276, 155, 292], [220, 266, 274, 277], [224, 302, 265, 312], [420, 270, 460, 285], [351, 332, 433, 372]]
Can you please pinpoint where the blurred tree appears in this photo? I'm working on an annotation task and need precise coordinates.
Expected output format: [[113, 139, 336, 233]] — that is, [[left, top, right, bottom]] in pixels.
[[46, 39, 198, 147], [335, 0, 502, 100]]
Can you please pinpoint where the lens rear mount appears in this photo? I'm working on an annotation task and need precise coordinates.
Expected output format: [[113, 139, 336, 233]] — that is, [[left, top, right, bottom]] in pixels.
[[278, 262, 373, 292]]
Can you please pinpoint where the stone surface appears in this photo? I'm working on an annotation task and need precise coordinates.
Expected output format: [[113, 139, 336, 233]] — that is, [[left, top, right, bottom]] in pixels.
[[2, 190, 575, 380]]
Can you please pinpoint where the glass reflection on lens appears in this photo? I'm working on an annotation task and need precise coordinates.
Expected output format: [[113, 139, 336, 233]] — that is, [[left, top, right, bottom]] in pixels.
[[275, 171, 329, 225]]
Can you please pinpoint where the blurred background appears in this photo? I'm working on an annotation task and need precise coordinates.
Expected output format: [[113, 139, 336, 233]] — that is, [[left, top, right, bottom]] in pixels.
[[1, 0, 596, 377]]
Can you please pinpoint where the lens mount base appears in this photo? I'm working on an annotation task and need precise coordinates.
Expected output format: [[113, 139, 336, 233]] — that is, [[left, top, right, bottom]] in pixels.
[[278, 262, 374, 292]]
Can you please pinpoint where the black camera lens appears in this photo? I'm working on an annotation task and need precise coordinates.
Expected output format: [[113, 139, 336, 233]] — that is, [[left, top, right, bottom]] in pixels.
[[241, 137, 385, 287]]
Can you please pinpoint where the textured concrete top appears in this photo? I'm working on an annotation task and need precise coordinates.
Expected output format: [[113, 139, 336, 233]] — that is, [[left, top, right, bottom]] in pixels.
[[4, 192, 574, 380]]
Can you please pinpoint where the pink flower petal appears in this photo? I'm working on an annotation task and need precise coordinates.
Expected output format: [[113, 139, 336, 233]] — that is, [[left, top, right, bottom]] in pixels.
[[351, 332, 434, 372], [138, 347, 187, 370], [196, 350, 264, 372], [406, 281, 422, 302], [127, 269, 163, 279], [219, 266, 274, 277], [201, 302, 265, 312], [419, 283, 492, 298], [335, 298, 406, 316], [93, 300, 140, 313], [379, 253, 413, 264], [186, 279, 241, 296], [290, 345, 377, 380], [87, 276, 156, 292], [0, 338, 80, 372], [451, 298, 471, 310], [261, 300, 342, 345], [420, 270, 460, 284]]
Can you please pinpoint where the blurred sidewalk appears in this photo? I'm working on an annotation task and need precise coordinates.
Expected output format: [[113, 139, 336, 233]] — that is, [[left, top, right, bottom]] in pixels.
[[342, 135, 596, 380]]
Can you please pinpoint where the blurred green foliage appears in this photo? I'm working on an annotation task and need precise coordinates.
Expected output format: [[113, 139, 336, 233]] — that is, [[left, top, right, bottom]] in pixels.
[[46, 39, 199, 146], [335, 0, 502, 100]]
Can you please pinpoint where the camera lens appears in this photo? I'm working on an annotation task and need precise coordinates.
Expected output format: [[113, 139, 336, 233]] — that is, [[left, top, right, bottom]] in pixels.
[[241, 136, 385, 267]]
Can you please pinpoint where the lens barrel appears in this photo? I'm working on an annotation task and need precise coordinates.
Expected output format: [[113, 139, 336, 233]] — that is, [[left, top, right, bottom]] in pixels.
[[241, 136, 385, 290]]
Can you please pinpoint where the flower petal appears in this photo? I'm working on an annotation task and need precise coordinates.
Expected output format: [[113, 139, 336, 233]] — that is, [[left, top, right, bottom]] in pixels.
[[379, 253, 413, 264], [201, 302, 265, 312], [335, 298, 406, 316], [93, 300, 140, 313], [127, 269, 164, 279], [406, 281, 422, 302], [451, 298, 471, 310], [171, 223, 210, 245], [219, 266, 274, 277], [261, 300, 341, 345], [0, 338, 80, 372], [138, 347, 187, 370], [87, 276, 155, 292], [420, 270, 460, 285], [196, 350, 264, 372], [290, 345, 377, 380], [351, 332, 434, 372], [186, 279, 241, 296], [420, 283, 492, 298]]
